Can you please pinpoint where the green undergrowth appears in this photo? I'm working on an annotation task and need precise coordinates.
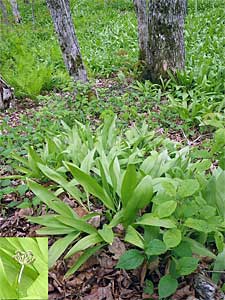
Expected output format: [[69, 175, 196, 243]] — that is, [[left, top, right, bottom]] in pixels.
[[0, 0, 224, 98], [0, 1, 225, 298], [3, 114, 225, 299]]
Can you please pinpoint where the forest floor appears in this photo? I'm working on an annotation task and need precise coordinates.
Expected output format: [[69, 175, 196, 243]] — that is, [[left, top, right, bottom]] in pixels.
[[0, 79, 224, 300]]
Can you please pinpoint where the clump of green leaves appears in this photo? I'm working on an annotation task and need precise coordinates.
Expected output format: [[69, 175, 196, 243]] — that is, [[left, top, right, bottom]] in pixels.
[[20, 116, 225, 298]]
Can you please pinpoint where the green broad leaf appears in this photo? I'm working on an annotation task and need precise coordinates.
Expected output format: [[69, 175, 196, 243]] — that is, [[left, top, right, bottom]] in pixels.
[[140, 154, 156, 176], [163, 229, 182, 248], [27, 179, 76, 218], [36, 237, 48, 260], [212, 128, 225, 153], [172, 242, 192, 258], [25, 271, 48, 300], [0, 258, 17, 299], [38, 163, 83, 207], [136, 175, 153, 209], [198, 205, 217, 219], [36, 227, 77, 235], [178, 179, 200, 198], [145, 239, 167, 256], [101, 113, 116, 150], [57, 216, 97, 235], [27, 215, 72, 228], [28, 146, 43, 177], [64, 233, 103, 259], [49, 232, 79, 268], [184, 218, 215, 233], [11, 152, 30, 168], [98, 224, 114, 244], [158, 275, 178, 298], [156, 200, 177, 218], [121, 164, 137, 207], [184, 237, 216, 258], [98, 159, 111, 198], [212, 248, 225, 283], [17, 184, 28, 196], [144, 279, 154, 295], [116, 249, 144, 270], [109, 210, 124, 227], [123, 175, 153, 226], [215, 171, 225, 220], [109, 156, 121, 195], [176, 257, 199, 275], [64, 162, 115, 211], [214, 231, 224, 253], [136, 214, 176, 228], [125, 226, 144, 249], [80, 149, 96, 174], [192, 159, 211, 173], [65, 244, 104, 277]]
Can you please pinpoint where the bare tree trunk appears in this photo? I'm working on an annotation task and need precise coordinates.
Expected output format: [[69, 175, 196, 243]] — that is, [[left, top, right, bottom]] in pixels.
[[46, 0, 88, 83], [0, 76, 14, 111], [0, 0, 9, 24], [9, 0, 21, 23], [133, 0, 149, 62], [135, 0, 185, 82]]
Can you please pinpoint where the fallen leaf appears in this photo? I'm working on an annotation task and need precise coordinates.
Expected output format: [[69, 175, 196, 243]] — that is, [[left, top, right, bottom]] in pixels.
[[108, 237, 126, 259]]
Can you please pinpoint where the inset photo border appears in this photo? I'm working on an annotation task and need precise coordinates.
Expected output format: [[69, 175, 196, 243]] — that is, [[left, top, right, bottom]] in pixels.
[[0, 237, 48, 300]]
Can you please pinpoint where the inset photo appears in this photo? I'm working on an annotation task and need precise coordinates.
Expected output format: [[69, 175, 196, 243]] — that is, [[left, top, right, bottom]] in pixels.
[[0, 237, 48, 300]]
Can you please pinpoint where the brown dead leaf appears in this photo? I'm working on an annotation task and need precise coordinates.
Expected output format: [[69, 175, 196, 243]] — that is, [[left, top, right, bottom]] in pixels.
[[67, 277, 83, 287], [171, 285, 193, 300], [74, 205, 88, 217], [88, 215, 101, 228], [148, 257, 160, 273], [16, 208, 33, 218], [67, 252, 82, 268], [140, 261, 148, 286], [82, 284, 113, 300], [98, 252, 116, 269], [108, 237, 126, 259], [79, 254, 98, 271]]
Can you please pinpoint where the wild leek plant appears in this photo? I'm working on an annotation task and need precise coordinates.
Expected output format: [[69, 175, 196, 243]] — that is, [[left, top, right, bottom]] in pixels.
[[0, 238, 48, 300], [13, 250, 36, 296]]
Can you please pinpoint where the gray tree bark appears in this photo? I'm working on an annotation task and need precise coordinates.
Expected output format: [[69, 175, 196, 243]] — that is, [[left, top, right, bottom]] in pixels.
[[0, 76, 14, 111], [135, 0, 186, 82], [133, 0, 149, 62], [9, 0, 21, 23], [0, 0, 9, 24], [46, 0, 88, 83]]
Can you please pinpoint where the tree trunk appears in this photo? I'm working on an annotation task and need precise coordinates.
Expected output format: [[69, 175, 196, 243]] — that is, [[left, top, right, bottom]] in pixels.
[[31, 0, 35, 24], [135, 0, 185, 82], [133, 0, 149, 62], [0, 76, 14, 111], [0, 0, 9, 24], [9, 0, 22, 23], [46, 0, 88, 83]]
